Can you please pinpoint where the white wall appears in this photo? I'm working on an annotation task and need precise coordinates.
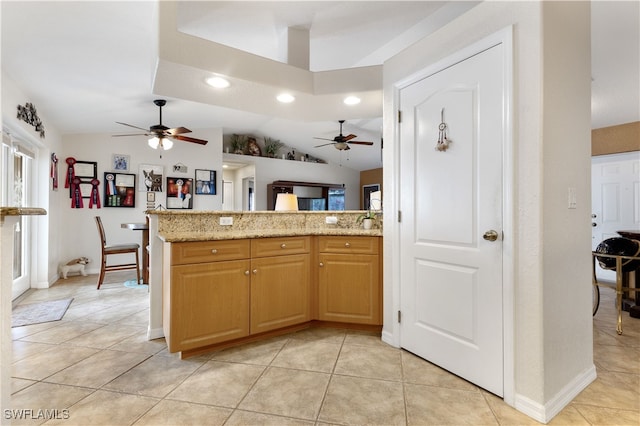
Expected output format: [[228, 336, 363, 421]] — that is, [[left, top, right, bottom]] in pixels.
[[383, 1, 592, 422], [59, 129, 223, 274]]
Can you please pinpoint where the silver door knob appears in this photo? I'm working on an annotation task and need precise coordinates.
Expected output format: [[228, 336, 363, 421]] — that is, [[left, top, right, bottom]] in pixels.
[[483, 230, 499, 241]]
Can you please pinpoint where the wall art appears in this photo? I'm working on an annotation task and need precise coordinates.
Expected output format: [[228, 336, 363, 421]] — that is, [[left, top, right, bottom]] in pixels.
[[139, 164, 163, 192], [112, 154, 130, 171], [166, 177, 193, 209], [195, 169, 216, 195], [104, 172, 136, 207]]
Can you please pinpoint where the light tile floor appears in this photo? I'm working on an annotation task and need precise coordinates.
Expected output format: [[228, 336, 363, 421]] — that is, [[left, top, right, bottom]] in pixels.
[[10, 271, 640, 425]]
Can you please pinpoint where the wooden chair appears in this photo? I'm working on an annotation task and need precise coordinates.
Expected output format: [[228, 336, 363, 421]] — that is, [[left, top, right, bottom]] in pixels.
[[95, 216, 140, 289]]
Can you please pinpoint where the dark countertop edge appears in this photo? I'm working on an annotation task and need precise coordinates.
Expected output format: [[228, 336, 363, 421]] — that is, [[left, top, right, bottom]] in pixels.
[[0, 207, 47, 217], [157, 228, 383, 242]]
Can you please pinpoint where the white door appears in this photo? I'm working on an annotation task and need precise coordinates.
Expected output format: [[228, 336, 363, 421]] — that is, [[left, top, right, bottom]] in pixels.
[[1, 137, 33, 300], [399, 44, 505, 396], [591, 152, 640, 282], [222, 180, 234, 211]]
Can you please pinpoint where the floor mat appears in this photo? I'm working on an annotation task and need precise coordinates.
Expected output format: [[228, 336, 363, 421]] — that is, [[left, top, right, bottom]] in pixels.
[[11, 298, 73, 327]]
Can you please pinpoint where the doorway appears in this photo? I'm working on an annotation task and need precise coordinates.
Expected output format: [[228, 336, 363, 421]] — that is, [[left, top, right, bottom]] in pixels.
[[397, 35, 512, 397], [1, 134, 35, 300]]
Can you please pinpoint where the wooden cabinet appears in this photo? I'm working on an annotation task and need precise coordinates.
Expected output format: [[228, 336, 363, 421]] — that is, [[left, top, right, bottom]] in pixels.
[[164, 235, 380, 355], [250, 236, 311, 333], [318, 236, 382, 325], [165, 240, 251, 352]]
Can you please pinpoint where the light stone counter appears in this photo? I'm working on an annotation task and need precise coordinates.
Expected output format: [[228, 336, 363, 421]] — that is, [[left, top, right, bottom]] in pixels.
[[149, 210, 382, 241]]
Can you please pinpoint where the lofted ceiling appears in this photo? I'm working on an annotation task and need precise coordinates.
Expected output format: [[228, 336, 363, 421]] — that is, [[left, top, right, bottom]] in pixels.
[[2, 1, 638, 172]]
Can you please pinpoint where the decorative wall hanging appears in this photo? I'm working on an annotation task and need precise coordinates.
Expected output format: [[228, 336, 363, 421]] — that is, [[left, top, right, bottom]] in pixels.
[[16, 102, 45, 138], [435, 108, 452, 152], [104, 172, 136, 207], [195, 169, 216, 195], [112, 154, 130, 171], [89, 178, 101, 208], [173, 163, 188, 173], [166, 177, 193, 209], [50, 153, 58, 191], [66, 159, 97, 198], [139, 164, 163, 192], [70, 178, 83, 208]]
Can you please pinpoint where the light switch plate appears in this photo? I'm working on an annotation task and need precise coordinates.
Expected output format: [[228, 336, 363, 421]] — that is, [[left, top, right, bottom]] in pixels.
[[325, 216, 338, 224], [220, 217, 233, 226]]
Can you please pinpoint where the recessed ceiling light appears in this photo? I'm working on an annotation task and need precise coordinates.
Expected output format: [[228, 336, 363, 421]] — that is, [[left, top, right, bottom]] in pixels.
[[277, 93, 295, 103], [344, 96, 361, 105], [206, 76, 230, 89]]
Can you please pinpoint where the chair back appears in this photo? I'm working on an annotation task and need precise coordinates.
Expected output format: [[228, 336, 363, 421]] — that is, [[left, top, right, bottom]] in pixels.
[[95, 216, 107, 248]]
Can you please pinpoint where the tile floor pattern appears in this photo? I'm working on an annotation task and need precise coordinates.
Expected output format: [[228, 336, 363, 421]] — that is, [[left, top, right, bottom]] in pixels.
[[9, 271, 640, 425]]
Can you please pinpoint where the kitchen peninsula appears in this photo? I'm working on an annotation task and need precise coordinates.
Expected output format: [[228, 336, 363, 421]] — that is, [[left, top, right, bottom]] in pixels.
[[147, 211, 382, 358]]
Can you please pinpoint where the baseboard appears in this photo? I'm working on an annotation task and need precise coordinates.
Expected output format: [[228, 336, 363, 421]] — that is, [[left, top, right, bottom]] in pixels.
[[147, 327, 165, 340], [381, 329, 398, 347], [514, 364, 597, 423]]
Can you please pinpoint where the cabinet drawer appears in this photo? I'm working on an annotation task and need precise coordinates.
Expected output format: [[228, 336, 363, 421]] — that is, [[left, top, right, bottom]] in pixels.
[[251, 236, 310, 258], [171, 239, 250, 265], [318, 236, 379, 255]]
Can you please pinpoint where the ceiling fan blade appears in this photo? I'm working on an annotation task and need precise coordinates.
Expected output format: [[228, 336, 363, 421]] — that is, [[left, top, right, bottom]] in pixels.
[[166, 126, 191, 135], [347, 141, 374, 145], [171, 134, 208, 145], [313, 137, 334, 141], [116, 121, 150, 132], [314, 142, 336, 148], [112, 133, 149, 137], [342, 134, 357, 141]]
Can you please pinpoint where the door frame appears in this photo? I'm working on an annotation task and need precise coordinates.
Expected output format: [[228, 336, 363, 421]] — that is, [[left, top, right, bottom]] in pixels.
[[385, 27, 515, 405]]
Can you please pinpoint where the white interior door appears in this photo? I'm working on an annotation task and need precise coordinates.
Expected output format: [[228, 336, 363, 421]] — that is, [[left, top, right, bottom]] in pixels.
[[591, 152, 640, 282], [399, 43, 505, 396]]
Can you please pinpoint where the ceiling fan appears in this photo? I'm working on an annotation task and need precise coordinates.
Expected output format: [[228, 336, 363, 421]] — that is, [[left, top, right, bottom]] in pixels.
[[314, 120, 374, 151], [114, 99, 208, 150]]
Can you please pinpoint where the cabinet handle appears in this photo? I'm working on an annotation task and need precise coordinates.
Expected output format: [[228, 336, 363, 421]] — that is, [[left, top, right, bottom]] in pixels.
[[253, 269, 258, 274], [280, 243, 286, 249], [244, 270, 250, 275], [211, 249, 218, 254], [345, 242, 351, 248], [319, 262, 324, 267]]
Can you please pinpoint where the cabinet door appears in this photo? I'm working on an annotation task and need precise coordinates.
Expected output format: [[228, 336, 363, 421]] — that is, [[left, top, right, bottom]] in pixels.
[[318, 253, 381, 324], [169, 260, 250, 352], [250, 254, 310, 334]]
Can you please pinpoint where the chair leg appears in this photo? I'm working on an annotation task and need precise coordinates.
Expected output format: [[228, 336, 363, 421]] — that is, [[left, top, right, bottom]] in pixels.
[[135, 250, 141, 285], [97, 255, 106, 289]]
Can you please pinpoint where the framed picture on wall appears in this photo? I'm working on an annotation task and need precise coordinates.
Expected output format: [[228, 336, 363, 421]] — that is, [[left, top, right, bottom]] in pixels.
[[362, 183, 380, 210], [139, 164, 163, 192], [166, 177, 193, 209], [195, 169, 216, 195], [103, 172, 136, 207], [68, 160, 97, 198], [112, 154, 130, 171]]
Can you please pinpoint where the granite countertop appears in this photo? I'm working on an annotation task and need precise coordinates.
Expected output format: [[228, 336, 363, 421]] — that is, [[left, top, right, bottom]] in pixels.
[[158, 227, 382, 242], [0, 207, 47, 217]]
